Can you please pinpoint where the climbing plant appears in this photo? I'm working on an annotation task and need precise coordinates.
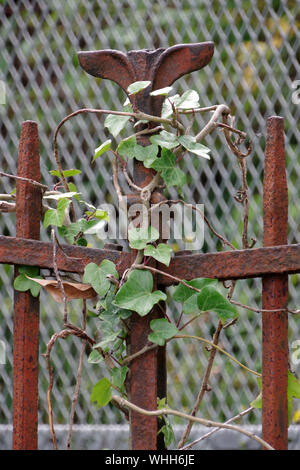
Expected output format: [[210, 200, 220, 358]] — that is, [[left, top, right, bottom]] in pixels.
[[11, 80, 300, 450]]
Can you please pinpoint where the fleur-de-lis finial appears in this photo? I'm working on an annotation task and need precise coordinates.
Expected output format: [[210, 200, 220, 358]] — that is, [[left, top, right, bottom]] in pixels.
[[78, 42, 214, 116]]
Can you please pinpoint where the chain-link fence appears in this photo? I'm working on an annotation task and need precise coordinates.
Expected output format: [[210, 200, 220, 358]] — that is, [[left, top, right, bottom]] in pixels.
[[0, 0, 300, 449]]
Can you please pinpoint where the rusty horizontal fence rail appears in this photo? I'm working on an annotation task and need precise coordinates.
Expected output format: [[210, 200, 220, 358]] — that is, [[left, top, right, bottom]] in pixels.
[[1, 235, 300, 281]]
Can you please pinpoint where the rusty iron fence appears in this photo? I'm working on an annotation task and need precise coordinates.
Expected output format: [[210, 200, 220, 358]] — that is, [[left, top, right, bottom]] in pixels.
[[0, 39, 297, 450], [1, 0, 300, 450]]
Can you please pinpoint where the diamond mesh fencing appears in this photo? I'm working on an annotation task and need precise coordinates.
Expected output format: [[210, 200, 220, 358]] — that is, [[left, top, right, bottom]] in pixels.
[[0, 0, 300, 448]]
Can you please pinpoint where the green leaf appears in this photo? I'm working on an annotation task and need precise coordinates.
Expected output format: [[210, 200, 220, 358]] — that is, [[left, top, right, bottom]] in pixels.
[[161, 94, 180, 119], [175, 89, 200, 109], [288, 371, 300, 422], [150, 130, 178, 150], [92, 139, 112, 162], [43, 198, 70, 228], [251, 372, 300, 424], [173, 278, 217, 303], [94, 331, 121, 352], [144, 243, 172, 266], [250, 378, 262, 409], [182, 294, 200, 315], [87, 349, 104, 364], [127, 80, 151, 94], [148, 318, 178, 346], [150, 86, 173, 96], [128, 226, 159, 250], [117, 139, 159, 167], [114, 269, 167, 317], [159, 421, 176, 447], [101, 259, 119, 279], [58, 218, 98, 244], [157, 397, 167, 409], [117, 136, 136, 159], [85, 209, 109, 220], [50, 169, 82, 178], [68, 182, 81, 201], [197, 285, 237, 321], [18, 266, 39, 276], [76, 238, 87, 246], [110, 366, 129, 392], [14, 266, 42, 297], [134, 143, 159, 168], [178, 135, 211, 159], [90, 378, 112, 407], [104, 111, 131, 137], [83, 260, 118, 297], [150, 148, 186, 188]]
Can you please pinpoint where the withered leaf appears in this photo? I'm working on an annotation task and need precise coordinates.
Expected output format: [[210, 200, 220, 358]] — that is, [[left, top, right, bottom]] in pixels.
[[26, 277, 97, 303]]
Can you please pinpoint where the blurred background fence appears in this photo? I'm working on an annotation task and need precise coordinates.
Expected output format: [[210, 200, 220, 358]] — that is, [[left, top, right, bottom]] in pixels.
[[0, 0, 300, 449]]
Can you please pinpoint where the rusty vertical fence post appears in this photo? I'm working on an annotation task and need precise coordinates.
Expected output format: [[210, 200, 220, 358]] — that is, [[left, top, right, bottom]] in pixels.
[[13, 121, 42, 449], [262, 116, 288, 449]]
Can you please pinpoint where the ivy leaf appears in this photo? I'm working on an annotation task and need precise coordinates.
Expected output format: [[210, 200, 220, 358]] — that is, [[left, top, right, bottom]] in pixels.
[[150, 130, 178, 150], [250, 377, 262, 409], [110, 366, 129, 392], [288, 371, 300, 422], [90, 378, 112, 407], [104, 105, 132, 137], [117, 136, 136, 159], [127, 80, 151, 95], [148, 318, 178, 346], [159, 420, 176, 447], [83, 260, 118, 297], [114, 269, 166, 317], [173, 278, 217, 303], [175, 89, 200, 109], [161, 94, 180, 118], [50, 169, 82, 178], [14, 266, 42, 297], [58, 218, 99, 244], [178, 135, 211, 159], [93, 331, 122, 352], [150, 148, 186, 188], [43, 198, 70, 228], [197, 285, 237, 321], [134, 143, 159, 168], [68, 182, 81, 201], [251, 372, 300, 424], [128, 226, 159, 250], [92, 139, 112, 162], [150, 86, 173, 96], [144, 243, 172, 266], [87, 349, 104, 364], [85, 209, 109, 220]]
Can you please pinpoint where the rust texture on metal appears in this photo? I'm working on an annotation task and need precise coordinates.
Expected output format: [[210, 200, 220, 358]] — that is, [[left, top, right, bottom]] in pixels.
[[13, 121, 42, 450], [0, 236, 131, 274], [161, 243, 300, 282], [2, 236, 300, 281], [78, 43, 214, 450], [262, 116, 288, 449]]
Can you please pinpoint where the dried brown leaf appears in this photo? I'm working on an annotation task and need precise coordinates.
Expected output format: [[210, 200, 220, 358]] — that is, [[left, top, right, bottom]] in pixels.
[[27, 277, 97, 302]]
